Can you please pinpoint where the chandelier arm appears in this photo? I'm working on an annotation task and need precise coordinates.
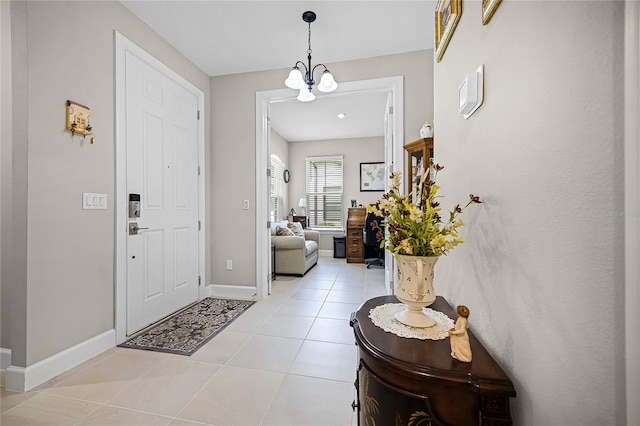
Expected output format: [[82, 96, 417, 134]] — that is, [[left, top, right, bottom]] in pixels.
[[294, 61, 308, 74], [311, 63, 329, 76]]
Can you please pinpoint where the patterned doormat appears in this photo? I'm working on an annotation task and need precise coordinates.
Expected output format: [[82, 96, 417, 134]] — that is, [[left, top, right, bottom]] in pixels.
[[119, 298, 255, 356]]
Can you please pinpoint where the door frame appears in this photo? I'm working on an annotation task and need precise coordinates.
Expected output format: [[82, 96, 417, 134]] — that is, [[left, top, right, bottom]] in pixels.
[[625, 2, 639, 423], [255, 76, 404, 299], [114, 32, 206, 343]]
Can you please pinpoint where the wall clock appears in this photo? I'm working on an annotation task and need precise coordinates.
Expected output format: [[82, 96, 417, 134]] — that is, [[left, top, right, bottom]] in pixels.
[[283, 169, 290, 183]]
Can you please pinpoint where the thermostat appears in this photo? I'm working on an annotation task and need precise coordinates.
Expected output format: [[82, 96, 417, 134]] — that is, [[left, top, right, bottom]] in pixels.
[[458, 65, 484, 119]]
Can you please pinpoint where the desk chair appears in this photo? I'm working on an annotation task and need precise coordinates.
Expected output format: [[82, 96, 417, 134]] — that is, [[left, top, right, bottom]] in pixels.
[[364, 210, 384, 269]]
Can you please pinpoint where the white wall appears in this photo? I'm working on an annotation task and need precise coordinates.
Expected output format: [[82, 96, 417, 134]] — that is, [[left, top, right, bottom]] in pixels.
[[433, 1, 624, 424], [210, 50, 432, 286]]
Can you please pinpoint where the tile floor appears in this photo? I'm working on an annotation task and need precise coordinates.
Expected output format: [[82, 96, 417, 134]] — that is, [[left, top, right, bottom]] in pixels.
[[1, 257, 387, 426]]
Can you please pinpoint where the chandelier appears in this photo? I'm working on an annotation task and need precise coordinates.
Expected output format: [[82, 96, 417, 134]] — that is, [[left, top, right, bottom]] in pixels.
[[284, 11, 338, 102]]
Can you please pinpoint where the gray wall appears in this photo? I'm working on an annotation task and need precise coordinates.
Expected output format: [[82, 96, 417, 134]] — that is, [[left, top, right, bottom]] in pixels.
[[1, 1, 210, 366], [209, 50, 433, 286], [433, 1, 624, 424], [288, 136, 385, 251]]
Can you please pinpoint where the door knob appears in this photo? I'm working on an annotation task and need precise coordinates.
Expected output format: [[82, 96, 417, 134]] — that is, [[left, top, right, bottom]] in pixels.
[[128, 223, 149, 235]]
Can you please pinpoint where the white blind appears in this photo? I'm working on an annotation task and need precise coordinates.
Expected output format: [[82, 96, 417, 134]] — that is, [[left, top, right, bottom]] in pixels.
[[305, 156, 343, 229], [270, 155, 284, 221]]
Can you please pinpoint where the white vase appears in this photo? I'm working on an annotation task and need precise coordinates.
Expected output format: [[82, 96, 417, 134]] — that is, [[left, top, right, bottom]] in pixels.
[[394, 254, 439, 328], [420, 123, 434, 138]]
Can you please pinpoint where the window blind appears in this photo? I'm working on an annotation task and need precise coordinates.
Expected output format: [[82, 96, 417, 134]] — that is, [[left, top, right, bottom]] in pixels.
[[305, 156, 343, 229]]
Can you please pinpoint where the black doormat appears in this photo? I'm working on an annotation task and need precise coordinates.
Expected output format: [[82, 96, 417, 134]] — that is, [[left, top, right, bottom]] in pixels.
[[118, 298, 255, 356]]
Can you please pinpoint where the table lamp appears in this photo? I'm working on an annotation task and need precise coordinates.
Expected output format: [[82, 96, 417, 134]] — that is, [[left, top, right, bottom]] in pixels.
[[298, 198, 307, 216]]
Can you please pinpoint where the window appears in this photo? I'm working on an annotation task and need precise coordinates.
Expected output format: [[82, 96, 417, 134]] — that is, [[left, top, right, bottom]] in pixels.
[[305, 156, 344, 229], [270, 155, 284, 222]]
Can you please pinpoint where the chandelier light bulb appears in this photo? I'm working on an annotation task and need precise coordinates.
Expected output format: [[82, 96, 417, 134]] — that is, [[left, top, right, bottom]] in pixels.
[[285, 68, 305, 89], [297, 88, 316, 102], [318, 71, 338, 93]]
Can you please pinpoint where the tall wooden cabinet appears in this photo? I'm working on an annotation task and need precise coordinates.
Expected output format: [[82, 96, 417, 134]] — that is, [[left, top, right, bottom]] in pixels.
[[404, 137, 434, 204], [346, 208, 366, 263]]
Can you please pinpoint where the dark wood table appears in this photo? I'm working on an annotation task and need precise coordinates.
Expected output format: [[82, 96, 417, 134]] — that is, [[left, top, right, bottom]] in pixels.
[[350, 296, 516, 425]]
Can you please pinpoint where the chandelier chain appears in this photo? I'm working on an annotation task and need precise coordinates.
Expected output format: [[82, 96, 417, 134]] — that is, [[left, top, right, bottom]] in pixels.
[[307, 22, 312, 55]]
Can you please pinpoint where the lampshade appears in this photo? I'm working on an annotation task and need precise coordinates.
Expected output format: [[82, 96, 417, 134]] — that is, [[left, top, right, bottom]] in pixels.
[[298, 198, 307, 208], [318, 71, 338, 93], [297, 88, 315, 102], [285, 68, 305, 90]]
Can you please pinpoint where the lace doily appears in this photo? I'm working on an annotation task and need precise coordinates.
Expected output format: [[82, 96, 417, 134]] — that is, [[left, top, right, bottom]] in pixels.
[[369, 303, 454, 340]]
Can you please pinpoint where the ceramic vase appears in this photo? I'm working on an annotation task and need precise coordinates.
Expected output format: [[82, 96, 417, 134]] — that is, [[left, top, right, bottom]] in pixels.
[[420, 123, 434, 138], [395, 254, 439, 328]]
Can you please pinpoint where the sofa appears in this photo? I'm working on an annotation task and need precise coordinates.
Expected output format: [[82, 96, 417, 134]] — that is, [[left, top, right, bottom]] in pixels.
[[270, 221, 319, 276]]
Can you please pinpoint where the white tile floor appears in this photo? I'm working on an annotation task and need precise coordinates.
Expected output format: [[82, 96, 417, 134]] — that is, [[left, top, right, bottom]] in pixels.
[[0, 257, 387, 426]]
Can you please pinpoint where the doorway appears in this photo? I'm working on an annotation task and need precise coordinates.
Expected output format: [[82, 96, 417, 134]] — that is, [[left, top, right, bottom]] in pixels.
[[114, 32, 206, 343], [255, 76, 404, 299]]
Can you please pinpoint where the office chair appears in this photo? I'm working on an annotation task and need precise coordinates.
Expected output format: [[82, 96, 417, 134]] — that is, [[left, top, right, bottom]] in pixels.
[[364, 210, 385, 269]]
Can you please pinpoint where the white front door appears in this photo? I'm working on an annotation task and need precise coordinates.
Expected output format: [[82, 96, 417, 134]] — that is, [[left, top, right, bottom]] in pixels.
[[125, 51, 199, 334]]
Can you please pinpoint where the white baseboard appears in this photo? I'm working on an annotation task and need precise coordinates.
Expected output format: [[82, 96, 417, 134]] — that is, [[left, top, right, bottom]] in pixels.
[[4, 329, 115, 393], [318, 250, 334, 257], [1, 348, 11, 370], [204, 284, 258, 300]]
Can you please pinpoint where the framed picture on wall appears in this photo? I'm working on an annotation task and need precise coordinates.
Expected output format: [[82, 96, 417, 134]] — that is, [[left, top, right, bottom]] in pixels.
[[360, 162, 385, 192], [482, 0, 502, 25], [435, 0, 461, 63]]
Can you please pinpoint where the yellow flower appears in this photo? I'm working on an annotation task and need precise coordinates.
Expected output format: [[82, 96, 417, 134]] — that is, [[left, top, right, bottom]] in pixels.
[[452, 219, 464, 229], [430, 234, 446, 249], [408, 206, 423, 222], [399, 239, 414, 255]]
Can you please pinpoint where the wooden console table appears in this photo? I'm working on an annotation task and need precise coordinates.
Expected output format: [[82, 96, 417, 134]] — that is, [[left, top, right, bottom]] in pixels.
[[350, 296, 516, 425]]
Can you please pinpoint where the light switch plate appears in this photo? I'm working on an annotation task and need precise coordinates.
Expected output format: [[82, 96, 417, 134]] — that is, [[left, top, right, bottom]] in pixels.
[[458, 64, 484, 119], [83, 193, 107, 210]]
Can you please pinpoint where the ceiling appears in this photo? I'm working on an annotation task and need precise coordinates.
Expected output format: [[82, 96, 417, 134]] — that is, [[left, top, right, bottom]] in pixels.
[[120, 1, 436, 141]]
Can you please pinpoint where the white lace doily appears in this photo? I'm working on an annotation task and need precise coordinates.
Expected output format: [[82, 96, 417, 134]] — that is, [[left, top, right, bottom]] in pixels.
[[369, 303, 454, 340]]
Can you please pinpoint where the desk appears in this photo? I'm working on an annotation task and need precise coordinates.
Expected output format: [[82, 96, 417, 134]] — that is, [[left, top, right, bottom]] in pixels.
[[350, 296, 516, 425]]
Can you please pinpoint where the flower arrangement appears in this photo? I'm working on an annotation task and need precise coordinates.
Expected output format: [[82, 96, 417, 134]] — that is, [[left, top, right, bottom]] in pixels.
[[367, 163, 482, 257]]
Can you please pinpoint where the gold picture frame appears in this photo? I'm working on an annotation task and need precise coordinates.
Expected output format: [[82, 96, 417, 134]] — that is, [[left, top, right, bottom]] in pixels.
[[435, 0, 462, 63], [482, 0, 502, 25]]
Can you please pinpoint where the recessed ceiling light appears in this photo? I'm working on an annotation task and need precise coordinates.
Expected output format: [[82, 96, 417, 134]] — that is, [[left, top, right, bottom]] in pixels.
[[337, 113, 346, 119]]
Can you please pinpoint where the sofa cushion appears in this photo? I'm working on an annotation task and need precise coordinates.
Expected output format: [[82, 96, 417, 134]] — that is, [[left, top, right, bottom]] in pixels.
[[287, 221, 305, 237], [276, 225, 294, 236], [270, 220, 289, 236], [305, 240, 318, 256]]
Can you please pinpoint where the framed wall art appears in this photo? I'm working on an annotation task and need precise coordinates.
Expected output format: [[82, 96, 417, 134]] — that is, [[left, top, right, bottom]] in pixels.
[[65, 100, 92, 135], [360, 162, 385, 192], [482, 0, 502, 25], [435, 0, 462, 63]]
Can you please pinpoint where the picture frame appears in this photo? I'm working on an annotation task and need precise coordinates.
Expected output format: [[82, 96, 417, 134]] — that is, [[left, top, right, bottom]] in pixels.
[[65, 100, 92, 135], [482, 0, 502, 25], [435, 0, 462, 63], [360, 162, 385, 192]]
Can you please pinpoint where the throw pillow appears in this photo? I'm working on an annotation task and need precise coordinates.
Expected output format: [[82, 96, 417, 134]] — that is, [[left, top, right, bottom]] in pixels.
[[287, 221, 305, 237], [276, 225, 295, 236]]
